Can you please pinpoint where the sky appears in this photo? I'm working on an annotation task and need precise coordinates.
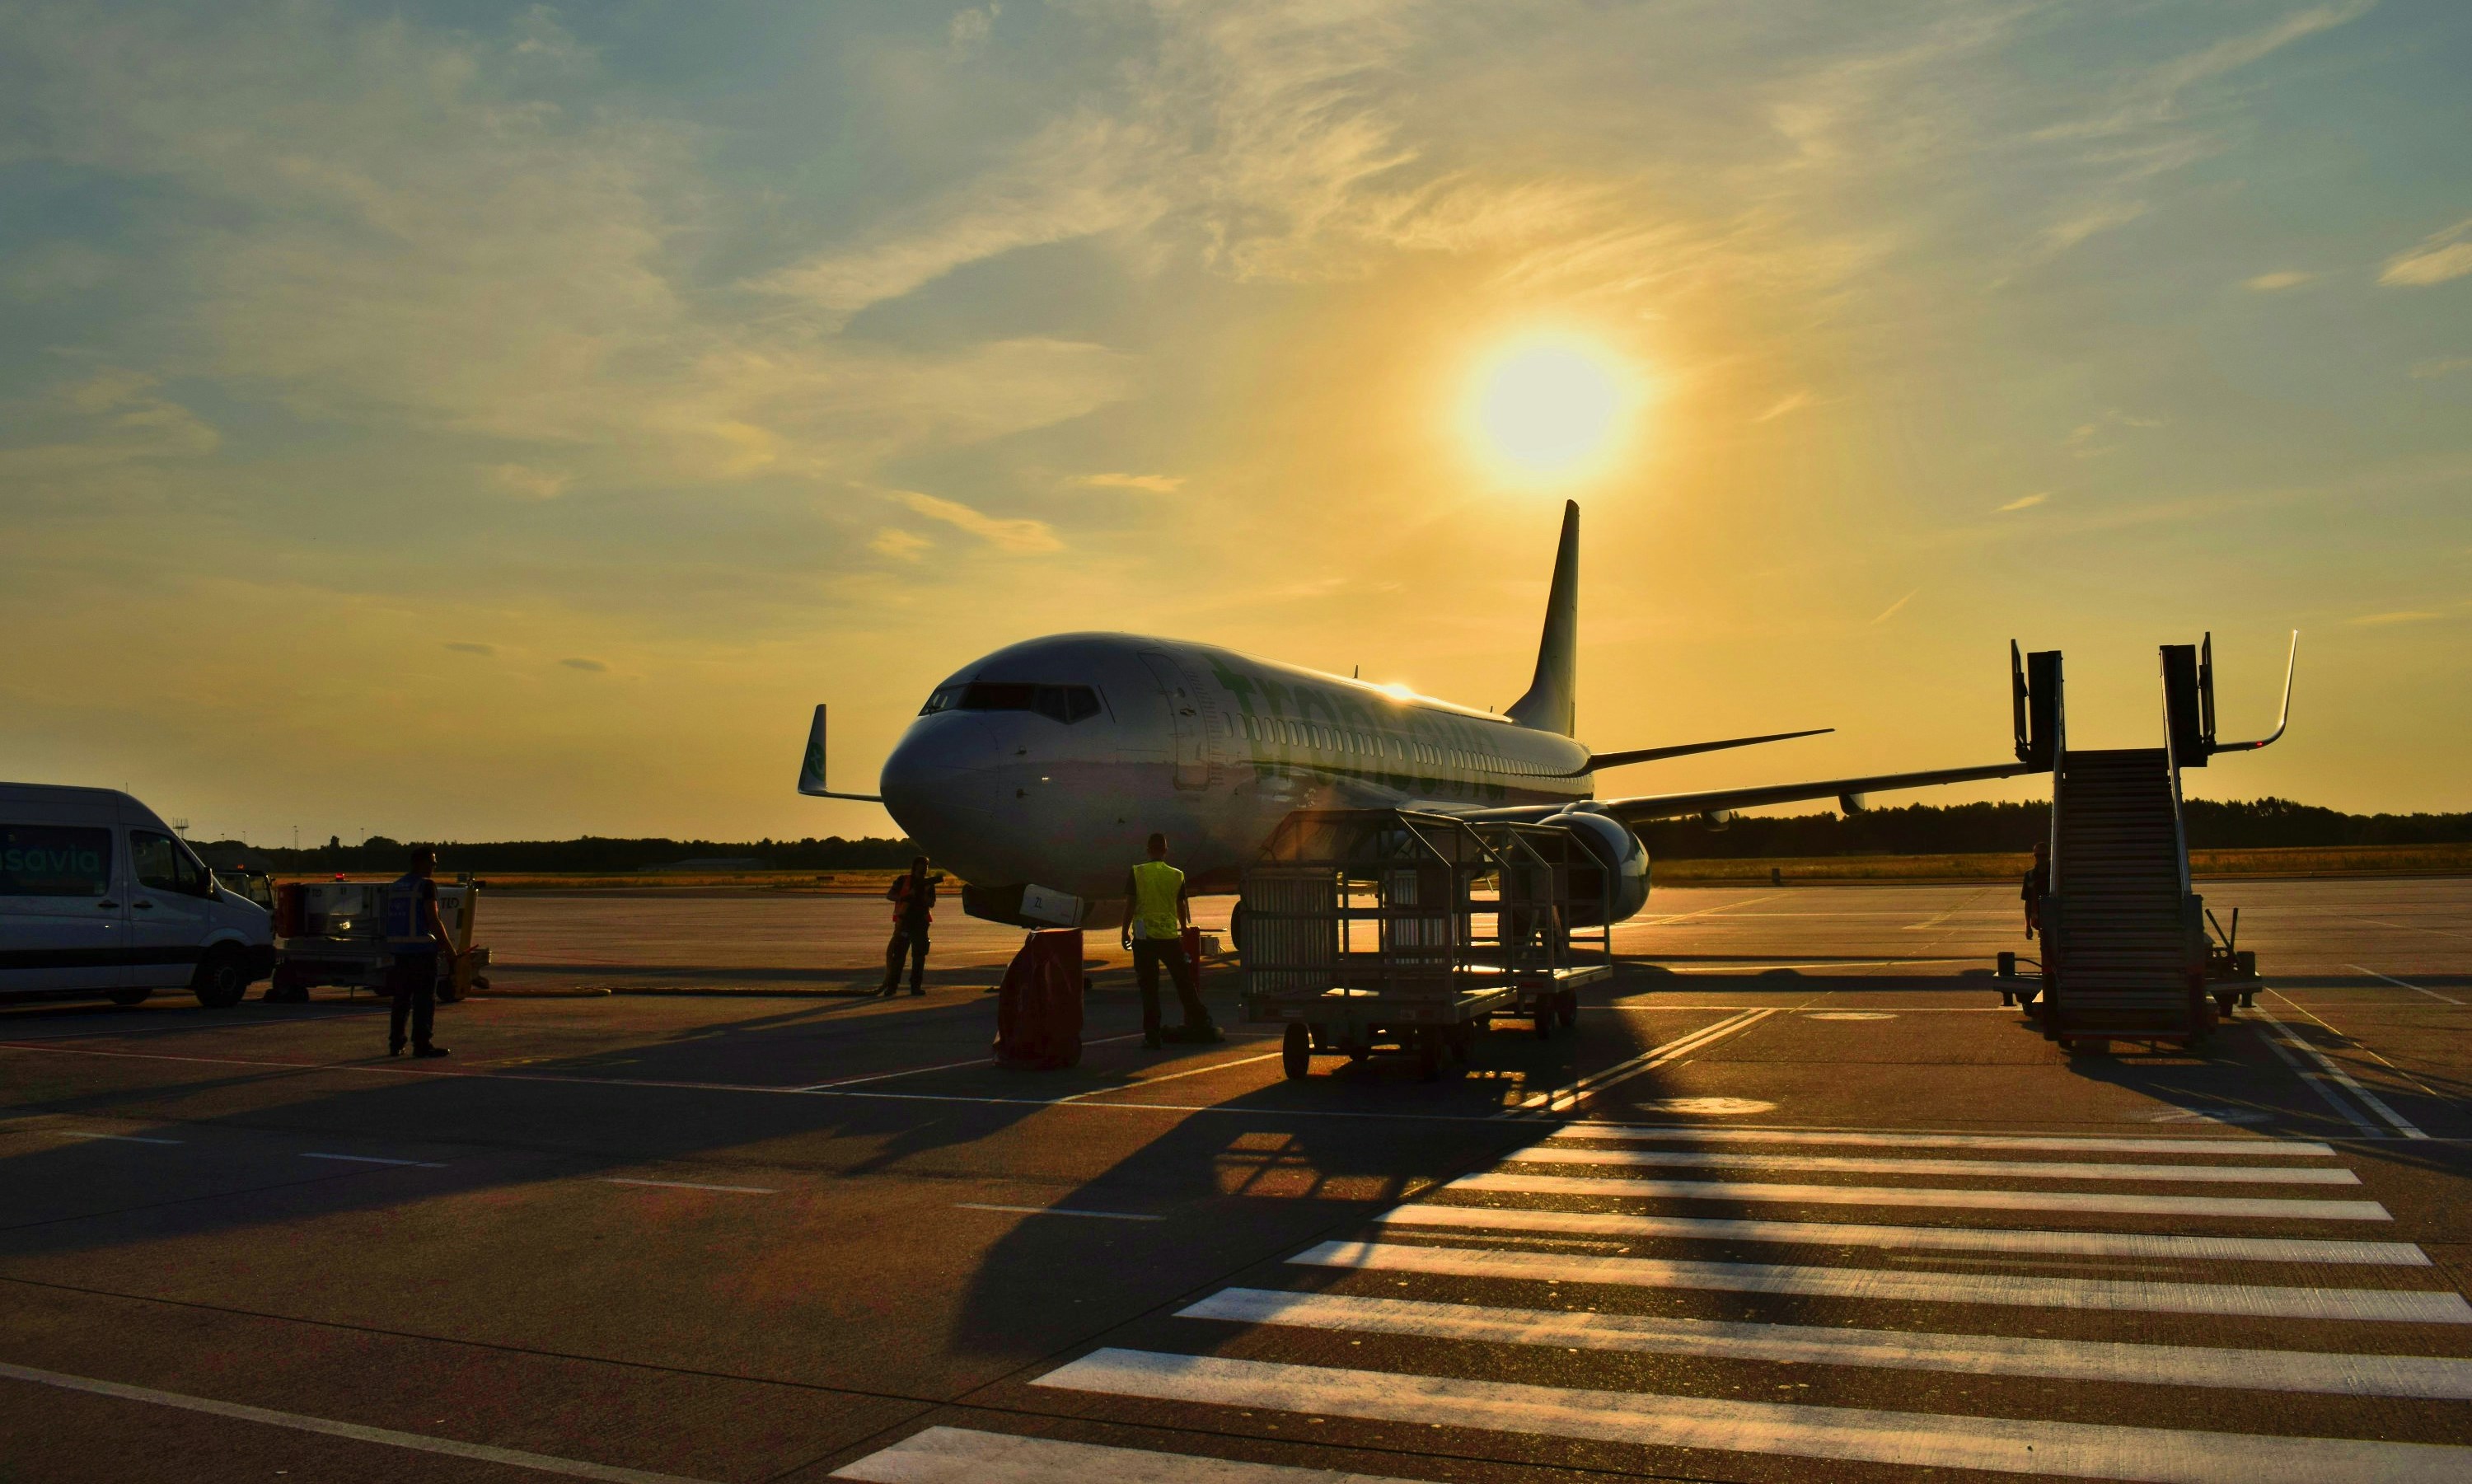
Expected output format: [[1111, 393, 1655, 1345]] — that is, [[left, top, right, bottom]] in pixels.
[[2, 0, 2468, 846]]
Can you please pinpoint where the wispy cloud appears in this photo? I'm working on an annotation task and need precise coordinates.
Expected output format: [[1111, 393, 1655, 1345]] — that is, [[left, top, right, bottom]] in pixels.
[[1077, 471, 1184, 493], [2381, 218, 2472, 287], [2346, 611, 2441, 626], [559, 657, 609, 672], [1750, 391, 1813, 424], [1870, 590, 1917, 625], [897, 490, 1061, 553], [489, 463, 570, 499], [948, 4, 999, 49], [871, 527, 930, 561], [1997, 492, 2048, 513], [2244, 270, 2313, 291], [2409, 356, 2472, 379], [443, 642, 496, 656]]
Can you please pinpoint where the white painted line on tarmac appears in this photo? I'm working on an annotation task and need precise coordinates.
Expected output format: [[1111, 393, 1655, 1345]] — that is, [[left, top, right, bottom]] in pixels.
[[51, 1131, 183, 1145], [600, 1177, 775, 1194], [1291, 1239, 2472, 1322], [0, 1359, 716, 1484], [1052, 1049, 1285, 1102], [1548, 1126, 2339, 1156], [794, 1032, 1157, 1092], [1035, 1349, 2472, 1483], [1640, 893, 1782, 925], [2254, 1005, 2428, 1140], [1448, 1170, 2395, 1221], [1369, 1202, 2430, 1266], [1187, 1288, 2472, 1399], [300, 1153, 444, 1168], [954, 1203, 1164, 1222], [831, 1425, 1397, 1482], [1505, 1145, 2362, 1186], [2349, 966, 2465, 1005], [2250, 1017, 2382, 1138], [1514, 1009, 1773, 1114]]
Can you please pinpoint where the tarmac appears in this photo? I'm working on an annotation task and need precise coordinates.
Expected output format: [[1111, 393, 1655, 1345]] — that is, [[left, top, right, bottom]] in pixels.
[[1, 878, 2465, 1482]]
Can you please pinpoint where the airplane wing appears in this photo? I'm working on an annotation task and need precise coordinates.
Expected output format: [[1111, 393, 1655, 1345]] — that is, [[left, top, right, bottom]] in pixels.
[[1459, 759, 2031, 826], [1575, 727, 1831, 773], [1594, 761, 2032, 824]]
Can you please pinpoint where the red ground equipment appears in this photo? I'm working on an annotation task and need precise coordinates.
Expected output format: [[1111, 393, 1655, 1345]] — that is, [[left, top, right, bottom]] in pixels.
[[995, 929, 1084, 1070]]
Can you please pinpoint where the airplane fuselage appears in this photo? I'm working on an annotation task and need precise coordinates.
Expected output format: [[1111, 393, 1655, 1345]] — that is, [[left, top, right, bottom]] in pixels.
[[878, 632, 1595, 904]]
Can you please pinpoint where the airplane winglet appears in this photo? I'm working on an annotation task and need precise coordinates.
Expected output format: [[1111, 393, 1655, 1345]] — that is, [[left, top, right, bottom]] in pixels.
[[796, 704, 886, 801], [2214, 630, 2298, 753]]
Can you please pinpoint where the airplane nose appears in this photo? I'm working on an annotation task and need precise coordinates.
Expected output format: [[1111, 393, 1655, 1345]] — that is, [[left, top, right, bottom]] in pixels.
[[878, 720, 998, 864]]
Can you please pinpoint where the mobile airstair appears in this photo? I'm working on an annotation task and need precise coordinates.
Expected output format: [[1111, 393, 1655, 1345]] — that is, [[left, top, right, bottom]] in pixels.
[[2026, 635, 2296, 1053]]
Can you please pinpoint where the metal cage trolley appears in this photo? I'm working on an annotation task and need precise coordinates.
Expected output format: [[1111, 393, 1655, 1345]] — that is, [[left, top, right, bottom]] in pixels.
[[1239, 809, 1614, 1081]]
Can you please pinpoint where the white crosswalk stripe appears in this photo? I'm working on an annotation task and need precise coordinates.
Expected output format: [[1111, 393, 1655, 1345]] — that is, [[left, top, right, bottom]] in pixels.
[[1448, 1168, 2395, 1219], [1543, 1125, 2343, 1156], [1505, 1144, 2364, 1184], [1290, 1238, 2472, 1321], [1181, 1288, 2472, 1398], [837, 1126, 2472, 1482], [1034, 1350, 2472, 1483], [1368, 1200, 2432, 1264]]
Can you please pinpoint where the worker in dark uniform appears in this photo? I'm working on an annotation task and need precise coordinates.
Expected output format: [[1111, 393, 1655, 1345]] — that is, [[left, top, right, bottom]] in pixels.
[[382, 845, 452, 1058], [881, 857, 937, 997], [2023, 840, 2050, 940], [1122, 832, 1219, 1048]]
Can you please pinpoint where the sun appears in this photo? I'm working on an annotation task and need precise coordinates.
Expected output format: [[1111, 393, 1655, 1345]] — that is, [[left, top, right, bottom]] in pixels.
[[1464, 332, 1636, 484]]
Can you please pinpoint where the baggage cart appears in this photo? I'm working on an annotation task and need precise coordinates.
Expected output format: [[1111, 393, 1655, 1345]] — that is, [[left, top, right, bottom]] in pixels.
[[1240, 810, 1613, 1081], [266, 877, 490, 1004]]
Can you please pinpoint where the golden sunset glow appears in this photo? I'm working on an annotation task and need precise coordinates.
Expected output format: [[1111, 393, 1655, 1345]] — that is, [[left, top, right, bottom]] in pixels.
[[1465, 334, 1637, 485]]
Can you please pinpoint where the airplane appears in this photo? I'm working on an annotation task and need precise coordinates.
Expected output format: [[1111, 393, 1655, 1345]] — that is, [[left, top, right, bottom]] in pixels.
[[800, 500, 2044, 931]]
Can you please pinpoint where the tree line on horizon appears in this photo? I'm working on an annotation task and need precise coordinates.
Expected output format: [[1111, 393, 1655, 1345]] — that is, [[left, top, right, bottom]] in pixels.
[[199, 797, 2470, 874], [1636, 797, 2472, 859]]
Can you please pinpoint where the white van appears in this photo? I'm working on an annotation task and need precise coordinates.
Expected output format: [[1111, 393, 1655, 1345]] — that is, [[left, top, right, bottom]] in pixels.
[[0, 784, 277, 1008]]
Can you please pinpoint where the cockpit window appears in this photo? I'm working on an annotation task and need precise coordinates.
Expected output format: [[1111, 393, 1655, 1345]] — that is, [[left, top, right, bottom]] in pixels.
[[920, 682, 1102, 723]]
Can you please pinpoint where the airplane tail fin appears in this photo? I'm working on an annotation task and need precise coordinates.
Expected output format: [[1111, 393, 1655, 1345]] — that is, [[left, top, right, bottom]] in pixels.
[[1505, 500, 1579, 735]]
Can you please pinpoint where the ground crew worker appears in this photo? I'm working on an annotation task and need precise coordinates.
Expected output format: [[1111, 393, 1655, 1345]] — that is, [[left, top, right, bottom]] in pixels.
[[1122, 832, 1218, 1048], [881, 857, 937, 997], [382, 845, 452, 1058], [2023, 840, 2050, 939]]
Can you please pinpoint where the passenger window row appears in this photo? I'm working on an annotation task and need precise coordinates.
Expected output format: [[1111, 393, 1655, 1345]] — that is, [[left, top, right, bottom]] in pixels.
[[1234, 716, 1541, 777]]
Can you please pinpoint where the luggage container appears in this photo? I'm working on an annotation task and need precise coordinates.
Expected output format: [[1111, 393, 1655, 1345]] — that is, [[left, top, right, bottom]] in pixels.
[[993, 928, 1084, 1069], [266, 877, 489, 1004], [1240, 809, 1614, 1081]]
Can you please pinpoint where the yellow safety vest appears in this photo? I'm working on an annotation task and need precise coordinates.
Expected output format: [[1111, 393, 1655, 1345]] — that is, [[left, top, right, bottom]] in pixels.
[[1130, 859, 1184, 940]]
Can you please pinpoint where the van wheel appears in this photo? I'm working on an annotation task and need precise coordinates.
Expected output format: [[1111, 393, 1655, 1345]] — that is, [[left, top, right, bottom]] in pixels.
[[1281, 1023, 1310, 1080], [192, 948, 249, 1009], [108, 989, 152, 1007]]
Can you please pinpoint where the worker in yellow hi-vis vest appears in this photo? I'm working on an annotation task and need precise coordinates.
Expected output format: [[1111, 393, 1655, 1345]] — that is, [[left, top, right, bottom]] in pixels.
[[1121, 832, 1220, 1049]]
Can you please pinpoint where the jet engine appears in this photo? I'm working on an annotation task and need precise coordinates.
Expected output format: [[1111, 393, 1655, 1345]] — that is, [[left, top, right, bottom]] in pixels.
[[1540, 807, 1652, 925]]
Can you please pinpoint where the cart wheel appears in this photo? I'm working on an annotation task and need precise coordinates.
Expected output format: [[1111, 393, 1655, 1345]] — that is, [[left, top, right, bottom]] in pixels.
[[1533, 1004, 1553, 1040], [1415, 1028, 1444, 1082], [1346, 1046, 1370, 1065], [2214, 993, 2236, 1018], [1281, 1023, 1311, 1080], [1556, 989, 1579, 1030]]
